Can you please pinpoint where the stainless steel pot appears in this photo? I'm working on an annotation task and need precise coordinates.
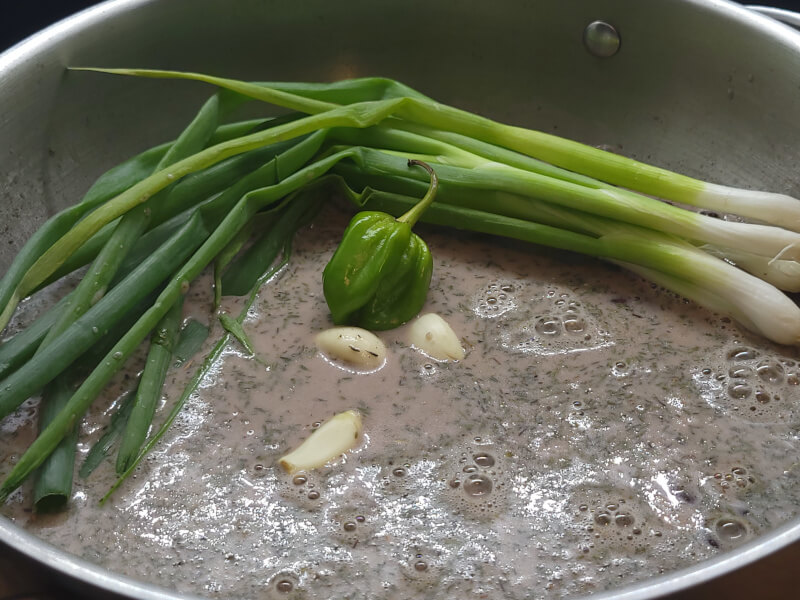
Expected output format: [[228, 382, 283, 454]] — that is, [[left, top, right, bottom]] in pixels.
[[2, 1, 800, 598]]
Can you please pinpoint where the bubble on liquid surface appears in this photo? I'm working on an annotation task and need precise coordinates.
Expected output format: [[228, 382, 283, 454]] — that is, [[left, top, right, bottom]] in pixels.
[[614, 513, 634, 527], [327, 492, 379, 546], [728, 382, 752, 400], [400, 544, 448, 587], [594, 512, 612, 526], [714, 517, 749, 542], [276, 468, 326, 511], [571, 486, 659, 557], [563, 311, 586, 333], [498, 291, 611, 357], [756, 360, 784, 384], [439, 443, 507, 519], [266, 571, 300, 599], [728, 347, 759, 362], [701, 345, 800, 423], [473, 453, 495, 468], [463, 474, 493, 497], [473, 280, 518, 318], [535, 317, 562, 337], [704, 464, 759, 496]]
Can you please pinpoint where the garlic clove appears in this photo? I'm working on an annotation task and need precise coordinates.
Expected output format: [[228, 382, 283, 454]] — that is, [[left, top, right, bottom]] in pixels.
[[315, 326, 386, 370], [408, 313, 465, 361], [279, 410, 363, 474]]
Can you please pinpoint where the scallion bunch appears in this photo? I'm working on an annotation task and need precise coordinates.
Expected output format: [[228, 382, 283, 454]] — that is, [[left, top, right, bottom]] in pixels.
[[1, 68, 799, 508]]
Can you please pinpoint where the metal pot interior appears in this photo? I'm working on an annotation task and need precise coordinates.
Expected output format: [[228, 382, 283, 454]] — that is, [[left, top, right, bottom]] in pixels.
[[2, 1, 800, 598]]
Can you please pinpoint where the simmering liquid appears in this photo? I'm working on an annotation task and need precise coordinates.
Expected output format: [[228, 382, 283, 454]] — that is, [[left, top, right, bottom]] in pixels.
[[2, 203, 800, 599]]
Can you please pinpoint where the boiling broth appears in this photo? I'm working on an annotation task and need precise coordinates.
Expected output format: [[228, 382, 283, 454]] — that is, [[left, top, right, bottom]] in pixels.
[[2, 202, 800, 599]]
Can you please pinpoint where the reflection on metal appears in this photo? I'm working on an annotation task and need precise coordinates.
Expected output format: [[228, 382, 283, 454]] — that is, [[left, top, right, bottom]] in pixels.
[[747, 6, 800, 31], [583, 20, 621, 58]]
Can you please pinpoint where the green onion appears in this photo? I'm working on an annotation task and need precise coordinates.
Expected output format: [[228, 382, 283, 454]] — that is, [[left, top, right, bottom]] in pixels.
[[335, 180, 800, 345], [102, 184, 324, 501], [0, 143, 169, 331], [342, 146, 800, 261], [0, 101, 260, 332], [0, 213, 209, 421], [88, 68, 800, 232], [33, 289, 160, 509], [700, 245, 800, 293], [0, 223, 179, 382], [38, 91, 225, 494], [37, 124, 290, 287], [5, 68, 800, 512], [213, 220, 257, 310], [78, 392, 136, 479], [172, 320, 210, 366], [32, 373, 81, 512], [81, 316, 210, 478], [0, 99, 403, 313], [218, 314, 255, 355], [0, 129, 323, 498], [0, 149, 359, 502], [0, 292, 74, 381], [220, 204, 310, 296], [116, 297, 183, 474]]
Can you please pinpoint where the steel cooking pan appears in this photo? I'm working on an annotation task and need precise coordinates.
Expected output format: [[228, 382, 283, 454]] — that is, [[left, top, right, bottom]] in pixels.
[[2, 1, 800, 598]]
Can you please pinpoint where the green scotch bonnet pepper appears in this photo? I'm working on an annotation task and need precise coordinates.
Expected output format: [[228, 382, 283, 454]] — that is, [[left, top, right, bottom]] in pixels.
[[323, 160, 438, 330]]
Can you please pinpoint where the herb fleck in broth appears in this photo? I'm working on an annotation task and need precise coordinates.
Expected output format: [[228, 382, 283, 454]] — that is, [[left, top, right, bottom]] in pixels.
[[3, 203, 800, 599]]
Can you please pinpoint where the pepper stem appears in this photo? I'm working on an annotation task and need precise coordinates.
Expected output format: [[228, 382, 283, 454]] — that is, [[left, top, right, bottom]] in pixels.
[[397, 159, 438, 227]]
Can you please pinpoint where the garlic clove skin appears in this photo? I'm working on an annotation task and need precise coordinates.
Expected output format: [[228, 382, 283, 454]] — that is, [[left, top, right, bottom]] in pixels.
[[279, 410, 363, 474], [408, 313, 465, 361], [315, 327, 387, 371]]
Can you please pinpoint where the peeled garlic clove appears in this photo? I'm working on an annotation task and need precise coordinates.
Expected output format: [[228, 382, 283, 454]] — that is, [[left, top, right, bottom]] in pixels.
[[408, 313, 465, 361], [279, 410, 363, 474], [315, 326, 386, 370]]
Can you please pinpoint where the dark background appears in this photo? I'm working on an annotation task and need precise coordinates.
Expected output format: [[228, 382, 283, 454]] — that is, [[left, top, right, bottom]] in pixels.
[[4, 0, 800, 52], [2, 0, 99, 50]]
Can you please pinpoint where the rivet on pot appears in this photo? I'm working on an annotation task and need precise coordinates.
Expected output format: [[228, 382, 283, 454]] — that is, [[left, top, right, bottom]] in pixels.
[[583, 21, 621, 58]]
